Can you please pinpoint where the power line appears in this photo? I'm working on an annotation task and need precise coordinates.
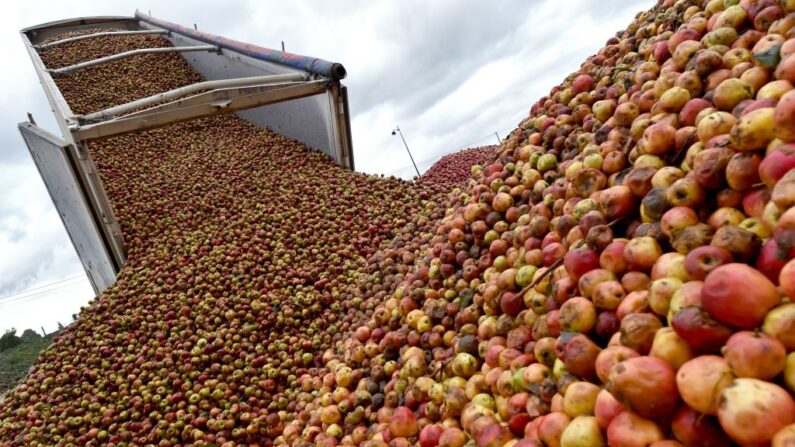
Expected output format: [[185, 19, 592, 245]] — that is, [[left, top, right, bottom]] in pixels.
[[0, 275, 85, 305], [0, 283, 84, 306], [387, 125, 514, 176], [2, 275, 83, 297]]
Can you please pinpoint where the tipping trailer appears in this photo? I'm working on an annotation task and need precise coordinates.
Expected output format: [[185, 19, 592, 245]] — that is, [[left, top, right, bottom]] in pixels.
[[19, 12, 354, 295]]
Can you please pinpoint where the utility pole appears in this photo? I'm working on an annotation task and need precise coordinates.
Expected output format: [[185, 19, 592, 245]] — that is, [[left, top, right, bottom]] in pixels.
[[392, 126, 420, 177], [495, 131, 502, 144]]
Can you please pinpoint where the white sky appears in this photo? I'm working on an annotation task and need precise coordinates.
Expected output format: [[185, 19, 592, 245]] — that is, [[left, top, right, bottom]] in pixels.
[[0, 0, 649, 334]]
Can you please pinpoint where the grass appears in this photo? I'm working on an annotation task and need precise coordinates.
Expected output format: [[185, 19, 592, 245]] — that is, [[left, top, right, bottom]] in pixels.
[[0, 332, 58, 395]]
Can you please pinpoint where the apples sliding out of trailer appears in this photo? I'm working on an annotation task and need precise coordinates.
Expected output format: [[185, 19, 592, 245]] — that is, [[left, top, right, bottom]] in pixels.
[[19, 12, 353, 294]]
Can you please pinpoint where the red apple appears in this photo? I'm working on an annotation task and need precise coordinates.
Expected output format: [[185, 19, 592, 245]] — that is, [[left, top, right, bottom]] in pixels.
[[671, 405, 732, 447], [742, 188, 770, 219], [420, 424, 443, 447], [578, 269, 618, 299], [643, 123, 677, 155], [671, 306, 733, 353], [679, 98, 712, 126], [773, 90, 795, 141], [684, 246, 733, 281], [607, 411, 664, 447], [760, 145, 795, 189], [475, 423, 512, 447], [390, 407, 419, 438], [508, 413, 531, 437], [591, 281, 627, 310], [668, 27, 702, 54], [693, 147, 734, 190], [781, 259, 795, 300], [600, 241, 628, 275], [757, 239, 790, 283], [594, 388, 626, 429], [564, 247, 600, 280], [600, 185, 637, 220], [723, 331, 787, 380], [573, 75, 595, 94], [595, 346, 640, 384], [559, 333, 601, 381], [773, 170, 795, 210], [701, 263, 781, 329], [616, 290, 650, 320], [596, 310, 620, 342], [726, 152, 762, 191], [538, 412, 570, 447], [439, 427, 467, 447]]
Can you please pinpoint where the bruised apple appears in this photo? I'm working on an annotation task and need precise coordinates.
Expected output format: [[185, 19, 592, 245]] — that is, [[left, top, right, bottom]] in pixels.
[[606, 411, 664, 447], [676, 355, 734, 415], [722, 331, 787, 380], [670, 306, 733, 353], [606, 356, 678, 419], [718, 378, 795, 447], [595, 346, 640, 384]]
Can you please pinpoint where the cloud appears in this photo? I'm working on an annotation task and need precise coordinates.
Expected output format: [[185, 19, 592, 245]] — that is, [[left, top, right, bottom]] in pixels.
[[0, 0, 652, 333]]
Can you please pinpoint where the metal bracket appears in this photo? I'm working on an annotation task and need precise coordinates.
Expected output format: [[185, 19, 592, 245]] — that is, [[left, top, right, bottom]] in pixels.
[[79, 73, 308, 122], [72, 81, 329, 141]]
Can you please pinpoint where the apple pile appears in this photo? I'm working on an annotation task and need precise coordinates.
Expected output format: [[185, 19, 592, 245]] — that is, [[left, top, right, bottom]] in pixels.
[[418, 146, 499, 188], [281, 0, 795, 445], [3, 0, 795, 444], [38, 31, 202, 115], [0, 31, 455, 446]]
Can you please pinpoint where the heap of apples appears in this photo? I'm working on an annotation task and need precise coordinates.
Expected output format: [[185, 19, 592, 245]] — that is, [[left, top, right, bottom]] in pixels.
[[283, 0, 795, 446], [0, 31, 454, 446], [418, 146, 498, 188], [3, 0, 795, 445]]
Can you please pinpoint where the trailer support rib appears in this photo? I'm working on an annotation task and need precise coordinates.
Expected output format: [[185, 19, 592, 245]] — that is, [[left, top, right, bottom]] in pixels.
[[48, 45, 217, 76], [35, 29, 168, 51], [80, 73, 308, 122], [72, 81, 329, 141]]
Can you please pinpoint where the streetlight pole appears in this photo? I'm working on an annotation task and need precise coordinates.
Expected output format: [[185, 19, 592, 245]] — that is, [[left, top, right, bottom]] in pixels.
[[392, 125, 420, 178]]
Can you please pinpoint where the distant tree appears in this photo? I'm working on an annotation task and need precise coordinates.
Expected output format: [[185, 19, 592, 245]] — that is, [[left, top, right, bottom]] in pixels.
[[0, 329, 21, 353], [56, 322, 65, 331], [20, 329, 41, 343]]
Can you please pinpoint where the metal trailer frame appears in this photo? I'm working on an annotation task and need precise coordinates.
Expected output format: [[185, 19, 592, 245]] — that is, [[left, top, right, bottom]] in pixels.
[[19, 13, 354, 294]]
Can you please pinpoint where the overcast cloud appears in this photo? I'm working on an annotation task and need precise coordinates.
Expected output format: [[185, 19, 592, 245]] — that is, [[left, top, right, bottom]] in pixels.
[[0, 0, 649, 334]]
